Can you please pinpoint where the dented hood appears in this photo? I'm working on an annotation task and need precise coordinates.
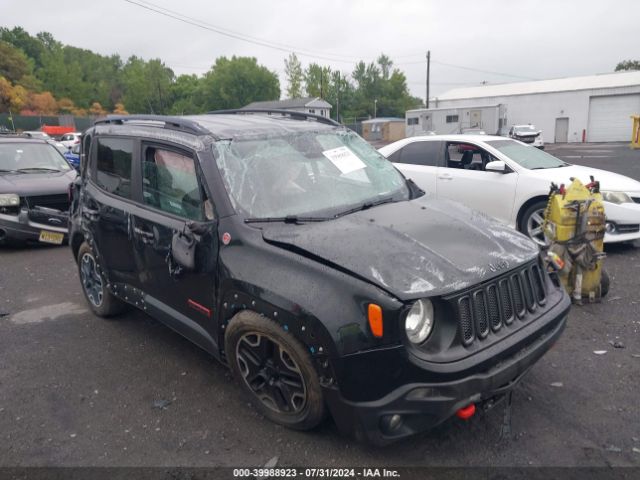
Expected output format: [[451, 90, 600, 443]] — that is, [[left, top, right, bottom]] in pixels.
[[261, 197, 539, 301]]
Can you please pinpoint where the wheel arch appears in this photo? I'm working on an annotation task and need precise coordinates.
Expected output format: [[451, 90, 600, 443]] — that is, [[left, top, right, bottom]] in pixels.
[[70, 231, 85, 263], [516, 195, 549, 231]]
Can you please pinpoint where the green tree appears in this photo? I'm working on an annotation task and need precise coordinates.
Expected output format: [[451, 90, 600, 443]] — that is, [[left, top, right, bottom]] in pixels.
[[284, 53, 304, 98], [0, 41, 33, 83], [168, 74, 201, 114], [121, 56, 174, 114], [199, 56, 280, 110], [615, 60, 640, 71], [0, 27, 47, 69]]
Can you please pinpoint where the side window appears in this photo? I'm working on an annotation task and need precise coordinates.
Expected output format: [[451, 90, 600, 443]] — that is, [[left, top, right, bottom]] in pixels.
[[142, 146, 205, 221], [396, 141, 441, 166], [446, 143, 497, 171], [96, 137, 133, 198]]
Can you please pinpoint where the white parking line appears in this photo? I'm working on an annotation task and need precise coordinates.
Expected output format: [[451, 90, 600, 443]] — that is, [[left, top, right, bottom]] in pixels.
[[560, 155, 610, 158]]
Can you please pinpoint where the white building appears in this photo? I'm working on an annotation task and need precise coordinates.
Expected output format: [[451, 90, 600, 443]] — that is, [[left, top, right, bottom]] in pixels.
[[243, 97, 332, 118], [431, 71, 640, 143]]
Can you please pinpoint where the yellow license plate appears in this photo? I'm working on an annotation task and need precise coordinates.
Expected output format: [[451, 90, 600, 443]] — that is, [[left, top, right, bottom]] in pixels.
[[39, 230, 64, 245]]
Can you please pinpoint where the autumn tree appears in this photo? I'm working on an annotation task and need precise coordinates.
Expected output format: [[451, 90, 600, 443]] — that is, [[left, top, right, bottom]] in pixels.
[[57, 97, 76, 114], [26, 91, 57, 114], [0, 77, 29, 112], [89, 102, 107, 116], [112, 102, 128, 114], [284, 53, 304, 98]]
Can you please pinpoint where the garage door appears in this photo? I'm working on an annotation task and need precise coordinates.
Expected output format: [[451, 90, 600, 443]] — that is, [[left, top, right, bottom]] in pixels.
[[587, 94, 640, 142]]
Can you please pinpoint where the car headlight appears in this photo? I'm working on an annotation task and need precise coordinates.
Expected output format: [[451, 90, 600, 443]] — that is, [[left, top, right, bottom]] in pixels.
[[0, 194, 20, 207], [405, 299, 434, 344], [601, 191, 632, 204]]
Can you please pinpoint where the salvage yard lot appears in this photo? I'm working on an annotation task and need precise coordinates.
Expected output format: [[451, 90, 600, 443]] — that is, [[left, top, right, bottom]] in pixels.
[[0, 142, 639, 467]]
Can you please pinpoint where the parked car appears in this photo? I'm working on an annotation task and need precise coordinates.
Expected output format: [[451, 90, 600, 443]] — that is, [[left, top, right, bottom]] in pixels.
[[0, 136, 77, 246], [60, 132, 82, 148], [508, 124, 544, 149], [379, 134, 640, 245], [63, 143, 80, 169], [22, 131, 52, 141], [69, 112, 569, 444]]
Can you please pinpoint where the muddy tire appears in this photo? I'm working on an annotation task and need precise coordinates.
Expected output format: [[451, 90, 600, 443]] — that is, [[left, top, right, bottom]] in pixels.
[[77, 242, 127, 317], [225, 310, 326, 430]]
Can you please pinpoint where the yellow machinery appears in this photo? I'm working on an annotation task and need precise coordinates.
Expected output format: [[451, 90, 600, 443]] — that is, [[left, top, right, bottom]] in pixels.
[[543, 177, 608, 304], [631, 115, 640, 150]]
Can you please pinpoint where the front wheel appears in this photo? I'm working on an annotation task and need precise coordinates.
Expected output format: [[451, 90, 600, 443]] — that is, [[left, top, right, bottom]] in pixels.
[[77, 242, 127, 317], [225, 311, 326, 430], [519, 200, 549, 246]]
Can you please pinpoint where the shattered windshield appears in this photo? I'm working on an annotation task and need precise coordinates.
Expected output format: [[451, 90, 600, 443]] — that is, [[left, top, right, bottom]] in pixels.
[[214, 129, 409, 219], [487, 139, 568, 170]]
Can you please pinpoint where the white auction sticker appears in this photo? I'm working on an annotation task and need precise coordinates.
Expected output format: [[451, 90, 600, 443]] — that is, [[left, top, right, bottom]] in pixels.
[[322, 146, 366, 174]]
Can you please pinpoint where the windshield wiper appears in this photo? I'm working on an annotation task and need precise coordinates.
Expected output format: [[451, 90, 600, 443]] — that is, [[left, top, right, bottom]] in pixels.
[[0, 169, 17, 173], [16, 167, 61, 173], [334, 196, 396, 219], [245, 215, 329, 224]]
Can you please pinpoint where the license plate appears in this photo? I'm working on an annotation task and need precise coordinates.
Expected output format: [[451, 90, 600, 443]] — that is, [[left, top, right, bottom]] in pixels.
[[39, 230, 64, 245]]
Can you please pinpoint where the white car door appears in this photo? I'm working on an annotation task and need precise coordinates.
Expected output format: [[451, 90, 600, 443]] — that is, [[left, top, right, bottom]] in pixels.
[[436, 141, 519, 224], [387, 139, 444, 195]]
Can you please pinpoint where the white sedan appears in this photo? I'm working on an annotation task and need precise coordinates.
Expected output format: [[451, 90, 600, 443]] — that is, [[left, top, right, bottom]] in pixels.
[[379, 135, 640, 244]]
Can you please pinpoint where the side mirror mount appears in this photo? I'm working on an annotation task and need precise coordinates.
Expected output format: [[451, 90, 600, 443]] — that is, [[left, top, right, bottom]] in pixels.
[[485, 160, 507, 173]]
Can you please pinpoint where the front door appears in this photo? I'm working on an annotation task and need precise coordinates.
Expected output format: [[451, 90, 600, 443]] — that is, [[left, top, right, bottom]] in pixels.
[[555, 118, 569, 143], [131, 142, 218, 352], [437, 142, 518, 224]]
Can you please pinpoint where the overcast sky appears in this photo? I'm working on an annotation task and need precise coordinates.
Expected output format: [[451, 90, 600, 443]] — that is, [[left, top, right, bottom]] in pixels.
[[3, 0, 639, 101]]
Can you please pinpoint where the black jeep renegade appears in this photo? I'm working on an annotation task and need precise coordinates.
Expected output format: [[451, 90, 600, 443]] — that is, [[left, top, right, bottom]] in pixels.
[[69, 111, 570, 444]]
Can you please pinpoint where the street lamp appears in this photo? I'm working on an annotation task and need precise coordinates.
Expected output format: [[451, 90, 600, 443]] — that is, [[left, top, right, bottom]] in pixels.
[[374, 99, 377, 119]]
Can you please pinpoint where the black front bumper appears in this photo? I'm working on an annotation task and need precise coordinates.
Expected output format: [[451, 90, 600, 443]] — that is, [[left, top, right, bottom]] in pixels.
[[0, 210, 68, 245], [324, 292, 570, 444]]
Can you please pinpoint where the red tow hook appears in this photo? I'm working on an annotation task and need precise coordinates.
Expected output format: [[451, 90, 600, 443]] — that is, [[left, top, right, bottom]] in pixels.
[[456, 403, 476, 420]]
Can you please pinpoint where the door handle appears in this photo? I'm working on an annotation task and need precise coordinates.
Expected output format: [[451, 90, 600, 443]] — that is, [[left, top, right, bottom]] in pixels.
[[133, 226, 155, 244], [438, 173, 453, 180]]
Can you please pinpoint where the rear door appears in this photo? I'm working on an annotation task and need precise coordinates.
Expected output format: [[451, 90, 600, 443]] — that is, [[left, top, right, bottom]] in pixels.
[[389, 139, 445, 195], [436, 141, 518, 223], [83, 135, 139, 287], [130, 141, 218, 351]]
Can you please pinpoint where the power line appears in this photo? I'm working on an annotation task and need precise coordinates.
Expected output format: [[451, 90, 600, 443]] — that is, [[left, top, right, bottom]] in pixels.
[[397, 58, 537, 81], [124, 0, 368, 65]]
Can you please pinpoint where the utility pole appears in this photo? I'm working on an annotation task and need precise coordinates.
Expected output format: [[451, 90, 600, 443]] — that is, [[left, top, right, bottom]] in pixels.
[[426, 50, 431, 109], [336, 71, 340, 122]]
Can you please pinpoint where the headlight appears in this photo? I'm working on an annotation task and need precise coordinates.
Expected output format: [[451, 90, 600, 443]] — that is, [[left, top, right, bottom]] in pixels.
[[405, 299, 434, 344], [0, 194, 20, 207], [601, 191, 632, 204]]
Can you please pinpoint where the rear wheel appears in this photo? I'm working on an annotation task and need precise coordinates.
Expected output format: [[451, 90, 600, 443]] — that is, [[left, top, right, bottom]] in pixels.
[[77, 242, 127, 317], [225, 311, 325, 430], [519, 200, 549, 246]]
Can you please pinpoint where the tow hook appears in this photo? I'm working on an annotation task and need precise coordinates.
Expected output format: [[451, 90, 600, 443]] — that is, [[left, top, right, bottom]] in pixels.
[[456, 403, 476, 420]]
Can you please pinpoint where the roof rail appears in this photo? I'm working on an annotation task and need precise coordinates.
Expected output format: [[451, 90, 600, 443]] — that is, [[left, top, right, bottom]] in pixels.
[[207, 109, 341, 127], [94, 115, 209, 135]]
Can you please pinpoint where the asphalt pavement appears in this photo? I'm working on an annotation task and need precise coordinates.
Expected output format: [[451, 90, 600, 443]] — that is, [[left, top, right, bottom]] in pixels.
[[0, 142, 639, 469]]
